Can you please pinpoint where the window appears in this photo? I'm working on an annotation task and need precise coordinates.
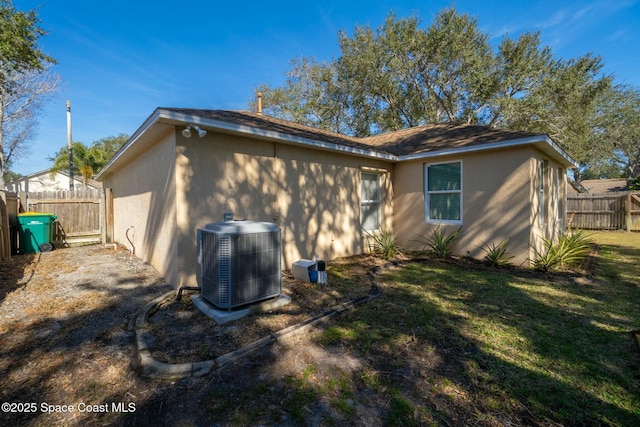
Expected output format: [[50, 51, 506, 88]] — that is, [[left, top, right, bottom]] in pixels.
[[361, 172, 381, 231], [539, 160, 548, 224], [424, 161, 462, 223]]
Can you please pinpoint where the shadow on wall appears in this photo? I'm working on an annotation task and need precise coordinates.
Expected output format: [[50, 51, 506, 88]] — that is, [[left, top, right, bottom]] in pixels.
[[394, 163, 534, 267], [106, 135, 178, 287], [177, 136, 369, 285]]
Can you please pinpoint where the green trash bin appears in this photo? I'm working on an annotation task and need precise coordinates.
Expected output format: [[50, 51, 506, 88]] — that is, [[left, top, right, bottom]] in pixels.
[[17, 212, 57, 254]]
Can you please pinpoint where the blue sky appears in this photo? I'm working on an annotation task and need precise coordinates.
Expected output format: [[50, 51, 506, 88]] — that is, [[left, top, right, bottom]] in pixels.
[[10, 0, 640, 175]]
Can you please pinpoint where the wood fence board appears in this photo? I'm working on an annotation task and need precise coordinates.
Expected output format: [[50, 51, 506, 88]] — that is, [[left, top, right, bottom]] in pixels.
[[567, 191, 640, 231], [0, 191, 18, 259], [25, 190, 103, 248]]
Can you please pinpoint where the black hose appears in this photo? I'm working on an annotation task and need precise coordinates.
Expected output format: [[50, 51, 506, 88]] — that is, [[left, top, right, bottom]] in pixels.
[[177, 286, 201, 300], [126, 226, 135, 254]]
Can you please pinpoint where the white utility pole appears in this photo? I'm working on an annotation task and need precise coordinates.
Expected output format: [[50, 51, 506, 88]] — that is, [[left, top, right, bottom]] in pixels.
[[66, 100, 74, 191]]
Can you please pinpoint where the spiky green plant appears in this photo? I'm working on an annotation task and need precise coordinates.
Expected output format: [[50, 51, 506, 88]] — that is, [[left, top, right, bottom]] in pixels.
[[532, 229, 594, 271], [415, 226, 461, 260], [479, 239, 514, 267], [364, 228, 403, 260]]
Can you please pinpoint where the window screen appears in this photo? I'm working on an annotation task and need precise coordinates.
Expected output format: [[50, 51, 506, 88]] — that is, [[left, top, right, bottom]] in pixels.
[[361, 172, 381, 231], [425, 162, 462, 223]]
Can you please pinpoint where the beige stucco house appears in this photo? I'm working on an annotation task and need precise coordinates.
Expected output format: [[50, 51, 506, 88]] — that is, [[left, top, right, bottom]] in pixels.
[[96, 108, 577, 289]]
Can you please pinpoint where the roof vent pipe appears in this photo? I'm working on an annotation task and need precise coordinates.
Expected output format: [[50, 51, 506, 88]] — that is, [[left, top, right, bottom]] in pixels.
[[257, 92, 263, 115]]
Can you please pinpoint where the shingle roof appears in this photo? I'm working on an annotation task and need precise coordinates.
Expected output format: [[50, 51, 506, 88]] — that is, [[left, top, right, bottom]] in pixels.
[[360, 123, 542, 156], [161, 108, 387, 155], [164, 109, 544, 158], [98, 107, 577, 180], [568, 178, 628, 194]]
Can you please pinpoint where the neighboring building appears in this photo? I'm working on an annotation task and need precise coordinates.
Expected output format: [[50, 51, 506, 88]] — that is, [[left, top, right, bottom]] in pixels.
[[5, 169, 102, 194], [96, 108, 577, 289], [568, 178, 628, 194]]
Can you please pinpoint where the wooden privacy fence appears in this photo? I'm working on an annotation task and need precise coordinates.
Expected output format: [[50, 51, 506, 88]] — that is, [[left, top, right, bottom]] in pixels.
[[0, 191, 18, 260], [25, 188, 103, 248], [567, 191, 640, 231]]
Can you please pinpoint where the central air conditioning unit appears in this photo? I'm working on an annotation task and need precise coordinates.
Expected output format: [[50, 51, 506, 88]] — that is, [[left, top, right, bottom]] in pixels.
[[197, 220, 281, 309]]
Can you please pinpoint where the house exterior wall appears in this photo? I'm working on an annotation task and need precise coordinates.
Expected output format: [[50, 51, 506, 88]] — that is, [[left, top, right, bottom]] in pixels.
[[274, 144, 393, 267], [6, 171, 91, 193], [100, 119, 570, 289], [175, 130, 393, 289], [394, 147, 550, 267], [101, 131, 178, 286], [529, 152, 567, 258]]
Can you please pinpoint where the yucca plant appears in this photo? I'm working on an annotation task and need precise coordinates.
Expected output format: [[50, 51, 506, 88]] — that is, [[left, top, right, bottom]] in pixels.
[[415, 226, 461, 260], [532, 229, 594, 271], [364, 228, 403, 260], [479, 239, 514, 267]]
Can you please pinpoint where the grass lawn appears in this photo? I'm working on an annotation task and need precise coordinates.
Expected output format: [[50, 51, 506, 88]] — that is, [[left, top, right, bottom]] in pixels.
[[291, 231, 640, 425]]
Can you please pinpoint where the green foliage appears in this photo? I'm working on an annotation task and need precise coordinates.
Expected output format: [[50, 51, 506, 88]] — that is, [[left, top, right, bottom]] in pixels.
[[629, 176, 640, 191], [0, 0, 56, 76], [254, 6, 612, 163], [365, 228, 403, 260], [1, 0, 57, 186], [532, 229, 594, 271], [588, 85, 640, 180], [3, 168, 21, 181], [415, 226, 461, 260], [48, 134, 128, 181], [479, 239, 514, 267], [251, 7, 639, 184]]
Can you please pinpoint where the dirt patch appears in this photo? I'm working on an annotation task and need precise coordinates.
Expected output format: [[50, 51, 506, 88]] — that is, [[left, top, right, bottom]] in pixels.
[[0, 244, 387, 426], [145, 269, 378, 365]]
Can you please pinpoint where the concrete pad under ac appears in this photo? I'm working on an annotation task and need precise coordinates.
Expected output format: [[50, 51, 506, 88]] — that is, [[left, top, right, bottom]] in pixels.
[[191, 294, 292, 325]]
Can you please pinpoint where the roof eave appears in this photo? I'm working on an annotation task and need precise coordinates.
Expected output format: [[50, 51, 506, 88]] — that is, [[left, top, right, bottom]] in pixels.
[[97, 109, 396, 180], [158, 109, 397, 161], [397, 135, 578, 168], [96, 109, 165, 180]]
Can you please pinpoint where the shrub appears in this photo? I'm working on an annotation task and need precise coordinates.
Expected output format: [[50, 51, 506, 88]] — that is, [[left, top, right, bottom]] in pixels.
[[365, 228, 403, 260], [415, 226, 461, 260], [479, 239, 514, 267], [532, 229, 594, 271]]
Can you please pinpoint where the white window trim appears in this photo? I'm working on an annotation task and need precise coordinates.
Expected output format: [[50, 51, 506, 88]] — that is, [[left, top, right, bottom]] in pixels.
[[424, 160, 463, 225], [539, 159, 548, 225], [361, 172, 382, 232]]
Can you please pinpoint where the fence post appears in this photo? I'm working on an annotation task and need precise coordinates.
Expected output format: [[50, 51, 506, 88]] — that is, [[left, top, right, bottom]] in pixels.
[[0, 191, 10, 261], [627, 193, 632, 232]]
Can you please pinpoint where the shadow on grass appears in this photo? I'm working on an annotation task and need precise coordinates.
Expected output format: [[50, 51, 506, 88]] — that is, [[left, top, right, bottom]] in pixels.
[[594, 242, 640, 288], [121, 258, 640, 426], [309, 260, 640, 425], [3, 248, 639, 426]]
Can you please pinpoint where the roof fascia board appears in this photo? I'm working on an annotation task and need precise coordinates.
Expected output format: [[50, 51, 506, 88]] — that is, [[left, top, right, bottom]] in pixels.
[[397, 135, 578, 168], [159, 109, 397, 161], [96, 109, 163, 179]]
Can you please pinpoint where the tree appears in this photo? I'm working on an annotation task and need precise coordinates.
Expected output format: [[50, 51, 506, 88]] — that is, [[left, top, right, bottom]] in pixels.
[[1, 0, 57, 189], [2, 64, 59, 172], [253, 57, 348, 133], [48, 134, 128, 184], [90, 133, 128, 162], [587, 85, 640, 180], [254, 8, 611, 169], [509, 54, 612, 181]]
